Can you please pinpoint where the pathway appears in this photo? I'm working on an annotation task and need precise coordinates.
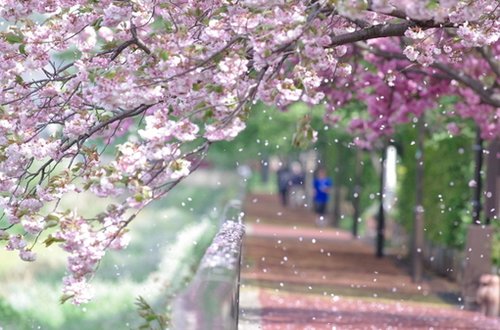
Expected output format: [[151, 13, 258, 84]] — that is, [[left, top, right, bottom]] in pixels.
[[238, 193, 499, 329]]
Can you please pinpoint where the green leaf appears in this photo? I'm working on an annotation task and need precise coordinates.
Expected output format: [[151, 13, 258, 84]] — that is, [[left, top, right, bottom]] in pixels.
[[159, 50, 170, 61], [71, 162, 84, 173], [15, 75, 24, 85], [0, 231, 9, 240], [104, 71, 117, 79], [43, 235, 66, 247], [101, 41, 119, 51], [44, 213, 61, 228], [4, 32, 24, 44], [426, 0, 439, 9], [18, 44, 27, 55], [60, 294, 74, 304], [206, 84, 224, 94], [83, 181, 93, 190], [44, 221, 59, 229], [194, 7, 203, 17], [192, 82, 202, 91], [46, 213, 60, 222], [92, 17, 103, 28], [307, 128, 313, 140], [204, 109, 214, 120]]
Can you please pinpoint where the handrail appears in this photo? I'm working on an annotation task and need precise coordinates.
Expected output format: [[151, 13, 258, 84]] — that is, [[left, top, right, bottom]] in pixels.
[[171, 210, 245, 330], [221, 199, 243, 226]]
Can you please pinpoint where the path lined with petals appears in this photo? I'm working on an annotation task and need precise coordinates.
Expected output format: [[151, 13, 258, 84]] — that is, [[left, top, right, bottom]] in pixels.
[[238, 193, 499, 329]]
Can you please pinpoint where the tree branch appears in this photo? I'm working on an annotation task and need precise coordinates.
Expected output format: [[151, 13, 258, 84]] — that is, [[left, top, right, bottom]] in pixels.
[[366, 0, 461, 27], [329, 16, 456, 48], [152, 36, 244, 85], [330, 22, 413, 47], [432, 62, 500, 108], [477, 47, 500, 82]]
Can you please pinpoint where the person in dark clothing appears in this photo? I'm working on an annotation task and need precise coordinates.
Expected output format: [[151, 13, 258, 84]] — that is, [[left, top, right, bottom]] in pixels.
[[277, 164, 292, 207], [289, 161, 306, 208], [313, 167, 332, 226]]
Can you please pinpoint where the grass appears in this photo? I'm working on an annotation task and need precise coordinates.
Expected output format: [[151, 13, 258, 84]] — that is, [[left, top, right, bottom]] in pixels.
[[0, 170, 241, 330]]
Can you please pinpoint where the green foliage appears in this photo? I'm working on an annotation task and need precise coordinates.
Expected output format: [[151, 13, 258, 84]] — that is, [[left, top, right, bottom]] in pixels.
[[396, 121, 474, 248], [3, 32, 24, 44], [424, 137, 473, 247], [493, 221, 500, 266], [316, 101, 379, 217], [247, 171, 278, 194], [0, 297, 29, 328], [208, 101, 318, 167], [292, 115, 317, 149], [136, 296, 169, 330]]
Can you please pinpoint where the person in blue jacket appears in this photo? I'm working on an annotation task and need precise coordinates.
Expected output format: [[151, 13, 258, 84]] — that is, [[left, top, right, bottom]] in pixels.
[[313, 167, 332, 226]]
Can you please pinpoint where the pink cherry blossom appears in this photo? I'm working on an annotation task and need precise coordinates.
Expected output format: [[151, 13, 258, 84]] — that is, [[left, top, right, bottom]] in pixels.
[[77, 26, 97, 52], [19, 249, 37, 262], [0, 0, 498, 304]]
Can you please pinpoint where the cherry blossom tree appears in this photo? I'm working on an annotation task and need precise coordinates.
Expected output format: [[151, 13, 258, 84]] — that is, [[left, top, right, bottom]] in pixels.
[[0, 0, 498, 304]]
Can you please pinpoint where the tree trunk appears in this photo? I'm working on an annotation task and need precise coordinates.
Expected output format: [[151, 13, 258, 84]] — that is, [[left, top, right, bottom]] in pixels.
[[472, 128, 484, 225], [376, 147, 386, 258], [352, 149, 362, 238], [412, 117, 425, 283], [331, 184, 341, 227], [484, 138, 500, 225]]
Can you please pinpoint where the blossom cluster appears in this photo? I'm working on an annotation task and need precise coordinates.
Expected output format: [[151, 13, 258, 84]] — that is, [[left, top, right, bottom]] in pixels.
[[0, 0, 498, 303]]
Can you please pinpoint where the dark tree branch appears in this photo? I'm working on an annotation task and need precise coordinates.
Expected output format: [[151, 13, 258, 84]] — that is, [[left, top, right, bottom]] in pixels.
[[478, 47, 500, 82], [432, 62, 500, 108], [329, 17, 454, 48], [330, 22, 413, 47]]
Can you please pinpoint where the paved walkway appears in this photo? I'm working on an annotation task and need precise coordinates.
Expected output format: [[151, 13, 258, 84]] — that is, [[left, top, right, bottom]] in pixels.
[[238, 193, 499, 329]]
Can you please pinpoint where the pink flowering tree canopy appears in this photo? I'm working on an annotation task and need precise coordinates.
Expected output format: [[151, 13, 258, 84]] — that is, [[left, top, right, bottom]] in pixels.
[[0, 0, 498, 304]]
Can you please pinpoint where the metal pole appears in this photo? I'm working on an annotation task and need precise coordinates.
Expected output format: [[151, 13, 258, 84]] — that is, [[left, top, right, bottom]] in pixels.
[[352, 149, 362, 238], [472, 128, 484, 225], [412, 118, 425, 282], [376, 147, 386, 258]]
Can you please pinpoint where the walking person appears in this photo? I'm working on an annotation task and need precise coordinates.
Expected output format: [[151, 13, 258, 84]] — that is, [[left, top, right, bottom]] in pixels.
[[277, 163, 292, 207], [289, 161, 306, 208], [313, 167, 332, 226]]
